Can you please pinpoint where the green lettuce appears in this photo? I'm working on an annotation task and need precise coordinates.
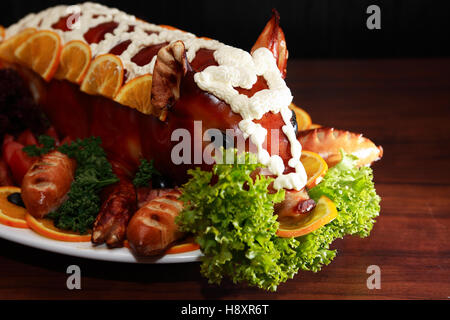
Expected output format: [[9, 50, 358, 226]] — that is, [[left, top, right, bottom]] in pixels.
[[177, 150, 381, 290], [298, 150, 381, 272], [177, 152, 301, 291]]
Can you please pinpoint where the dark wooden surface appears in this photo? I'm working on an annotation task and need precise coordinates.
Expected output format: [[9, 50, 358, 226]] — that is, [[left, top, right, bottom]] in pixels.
[[0, 58, 449, 300]]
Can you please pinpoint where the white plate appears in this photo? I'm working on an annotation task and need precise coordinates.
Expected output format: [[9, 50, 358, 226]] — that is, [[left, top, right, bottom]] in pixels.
[[0, 223, 202, 263]]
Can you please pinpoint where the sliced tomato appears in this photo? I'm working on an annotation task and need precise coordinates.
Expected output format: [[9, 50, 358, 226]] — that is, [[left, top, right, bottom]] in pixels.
[[2, 134, 14, 145], [2, 141, 23, 164], [0, 159, 14, 186], [17, 129, 38, 146], [2, 140, 36, 185], [60, 135, 73, 146], [8, 149, 36, 185]]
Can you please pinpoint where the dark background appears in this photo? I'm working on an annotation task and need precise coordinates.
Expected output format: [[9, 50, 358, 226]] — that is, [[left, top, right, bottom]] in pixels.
[[0, 0, 449, 301], [1, 0, 449, 59]]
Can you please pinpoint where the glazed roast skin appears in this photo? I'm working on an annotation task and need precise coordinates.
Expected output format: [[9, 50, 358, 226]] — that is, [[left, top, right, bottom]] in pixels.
[[32, 73, 290, 185], [0, 4, 383, 259], [0, 4, 295, 186], [0, 38, 292, 185], [0, 4, 313, 255]]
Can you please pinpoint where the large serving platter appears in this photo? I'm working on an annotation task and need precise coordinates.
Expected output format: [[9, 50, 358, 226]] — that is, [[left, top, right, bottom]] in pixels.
[[0, 223, 202, 263]]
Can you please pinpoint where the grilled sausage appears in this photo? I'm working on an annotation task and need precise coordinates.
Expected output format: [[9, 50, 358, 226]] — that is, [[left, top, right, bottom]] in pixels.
[[127, 189, 184, 256], [91, 174, 136, 248], [21, 151, 75, 218]]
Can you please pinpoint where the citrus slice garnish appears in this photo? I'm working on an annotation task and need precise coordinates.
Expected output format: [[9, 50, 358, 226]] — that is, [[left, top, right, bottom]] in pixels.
[[277, 195, 337, 238], [309, 123, 322, 129], [0, 186, 28, 229], [289, 102, 312, 131], [166, 241, 200, 254], [80, 53, 124, 98], [14, 30, 62, 81], [25, 213, 91, 242], [301, 150, 328, 189], [0, 28, 36, 63], [114, 74, 153, 114], [124, 237, 200, 254], [54, 40, 92, 84]]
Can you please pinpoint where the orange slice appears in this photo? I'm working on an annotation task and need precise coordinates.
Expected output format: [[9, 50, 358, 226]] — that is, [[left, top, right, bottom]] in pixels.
[[309, 123, 322, 129], [54, 40, 92, 84], [0, 186, 28, 228], [277, 195, 337, 238], [289, 103, 312, 131], [26, 213, 91, 242], [80, 53, 124, 98], [0, 28, 36, 63], [114, 74, 153, 114], [301, 150, 328, 189], [124, 238, 199, 254], [166, 241, 200, 254], [14, 30, 62, 81]]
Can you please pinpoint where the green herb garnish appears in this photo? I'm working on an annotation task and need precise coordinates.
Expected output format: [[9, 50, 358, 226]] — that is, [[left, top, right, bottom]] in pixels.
[[296, 150, 381, 272], [23, 135, 56, 156], [133, 158, 160, 187], [176, 150, 381, 291], [177, 151, 299, 291], [46, 137, 119, 234]]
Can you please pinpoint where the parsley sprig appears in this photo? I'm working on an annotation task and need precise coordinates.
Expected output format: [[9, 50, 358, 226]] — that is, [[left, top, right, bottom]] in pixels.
[[24, 135, 119, 234], [133, 158, 160, 187], [23, 135, 56, 157]]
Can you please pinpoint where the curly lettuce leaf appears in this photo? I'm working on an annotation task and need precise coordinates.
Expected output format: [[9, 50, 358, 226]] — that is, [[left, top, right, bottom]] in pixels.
[[177, 152, 303, 291], [177, 150, 381, 290], [298, 150, 381, 272]]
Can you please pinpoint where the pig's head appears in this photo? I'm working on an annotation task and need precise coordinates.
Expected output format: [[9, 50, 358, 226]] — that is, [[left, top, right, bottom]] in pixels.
[[147, 10, 297, 183]]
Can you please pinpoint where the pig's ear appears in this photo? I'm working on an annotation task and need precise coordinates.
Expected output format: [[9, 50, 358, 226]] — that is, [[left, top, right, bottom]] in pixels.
[[251, 9, 288, 79], [151, 40, 190, 121]]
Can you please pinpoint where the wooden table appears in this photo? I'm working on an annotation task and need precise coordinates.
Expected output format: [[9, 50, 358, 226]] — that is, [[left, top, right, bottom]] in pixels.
[[0, 59, 449, 300]]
